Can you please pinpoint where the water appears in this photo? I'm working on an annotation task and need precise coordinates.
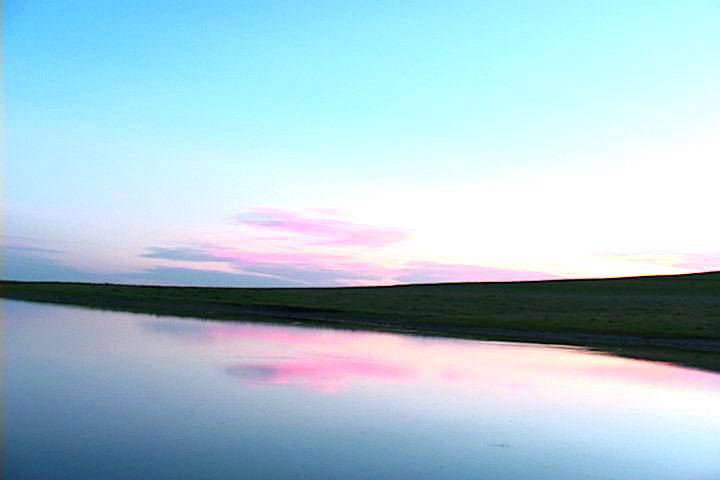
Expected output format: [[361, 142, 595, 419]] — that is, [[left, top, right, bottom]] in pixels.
[[4, 299, 720, 480]]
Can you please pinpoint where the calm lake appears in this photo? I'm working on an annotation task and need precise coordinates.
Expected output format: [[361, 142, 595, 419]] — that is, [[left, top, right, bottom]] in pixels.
[[4, 299, 720, 479]]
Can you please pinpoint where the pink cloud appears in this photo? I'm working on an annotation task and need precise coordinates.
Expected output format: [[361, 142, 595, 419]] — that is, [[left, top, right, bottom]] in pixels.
[[674, 253, 720, 271], [396, 261, 561, 283], [142, 244, 563, 286], [236, 208, 410, 248], [608, 251, 720, 272], [142, 203, 567, 286], [139, 206, 563, 286], [143, 245, 392, 285]]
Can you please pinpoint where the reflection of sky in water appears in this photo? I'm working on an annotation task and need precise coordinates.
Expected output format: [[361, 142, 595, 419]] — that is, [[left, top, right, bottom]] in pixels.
[[226, 357, 415, 393], [6, 300, 720, 480], [143, 316, 720, 403]]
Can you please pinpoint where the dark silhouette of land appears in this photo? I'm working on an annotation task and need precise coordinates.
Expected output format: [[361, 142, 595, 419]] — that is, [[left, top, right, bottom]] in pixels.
[[2, 271, 719, 371]]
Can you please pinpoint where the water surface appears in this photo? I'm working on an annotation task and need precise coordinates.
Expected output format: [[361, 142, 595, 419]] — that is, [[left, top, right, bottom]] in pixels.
[[4, 300, 720, 479]]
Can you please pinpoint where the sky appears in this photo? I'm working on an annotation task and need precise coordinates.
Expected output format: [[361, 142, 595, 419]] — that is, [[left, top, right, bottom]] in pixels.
[[4, 0, 720, 287]]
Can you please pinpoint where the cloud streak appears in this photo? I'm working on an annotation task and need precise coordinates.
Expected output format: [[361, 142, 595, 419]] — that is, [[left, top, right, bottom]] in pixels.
[[396, 261, 563, 283], [608, 252, 720, 272], [236, 208, 410, 248], [139, 244, 563, 286], [4, 247, 305, 287], [675, 253, 720, 271], [22, 205, 719, 287], [141, 245, 387, 286]]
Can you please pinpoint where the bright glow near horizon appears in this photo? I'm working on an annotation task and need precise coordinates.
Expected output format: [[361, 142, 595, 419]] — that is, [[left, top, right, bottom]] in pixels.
[[5, 1, 720, 286]]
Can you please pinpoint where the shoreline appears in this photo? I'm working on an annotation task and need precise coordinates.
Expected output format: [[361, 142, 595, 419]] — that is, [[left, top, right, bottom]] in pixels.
[[2, 274, 719, 372]]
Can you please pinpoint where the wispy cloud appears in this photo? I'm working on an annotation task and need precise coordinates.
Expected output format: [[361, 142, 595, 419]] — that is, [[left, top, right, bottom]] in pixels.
[[140, 245, 386, 286], [117, 266, 301, 287], [4, 247, 304, 287], [141, 246, 221, 262], [396, 261, 562, 283], [4, 244, 64, 255], [608, 251, 720, 272], [138, 244, 562, 286], [4, 246, 100, 282], [7, 208, 573, 286], [241, 264, 380, 285], [674, 253, 720, 271], [236, 208, 410, 248]]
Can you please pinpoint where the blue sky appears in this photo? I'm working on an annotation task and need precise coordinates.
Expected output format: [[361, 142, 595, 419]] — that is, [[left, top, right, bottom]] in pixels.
[[5, 0, 720, 286]]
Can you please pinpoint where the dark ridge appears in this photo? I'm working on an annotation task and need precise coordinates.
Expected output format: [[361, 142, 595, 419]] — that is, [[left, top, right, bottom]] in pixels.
[[2, 271, 719, 372]]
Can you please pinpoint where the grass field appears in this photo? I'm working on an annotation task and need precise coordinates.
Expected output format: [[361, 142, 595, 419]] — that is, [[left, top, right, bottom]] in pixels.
[[2, 272, 719, 370]]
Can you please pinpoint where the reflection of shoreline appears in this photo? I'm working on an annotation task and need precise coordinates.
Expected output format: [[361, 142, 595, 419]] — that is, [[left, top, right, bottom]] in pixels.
[[3, 279, 720, 373], [139, 317, 720, 397], [141, 311, 720, 364]]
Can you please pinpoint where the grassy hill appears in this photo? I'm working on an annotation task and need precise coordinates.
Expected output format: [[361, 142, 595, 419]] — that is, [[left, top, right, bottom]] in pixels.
[[2, 272, 719, 370]]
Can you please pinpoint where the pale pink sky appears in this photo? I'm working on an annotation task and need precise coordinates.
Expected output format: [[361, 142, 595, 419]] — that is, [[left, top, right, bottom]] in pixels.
[[6, 5, 719, 287]]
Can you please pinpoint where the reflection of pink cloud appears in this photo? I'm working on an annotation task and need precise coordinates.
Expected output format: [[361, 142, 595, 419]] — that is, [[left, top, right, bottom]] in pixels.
[[566, 361, 720, 391], [148, 320, 384, 348], [442, 369, 471, 382], [236, 208, 410, 248], [147, 318, 720, 405], [226, 357, 415, 393]]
